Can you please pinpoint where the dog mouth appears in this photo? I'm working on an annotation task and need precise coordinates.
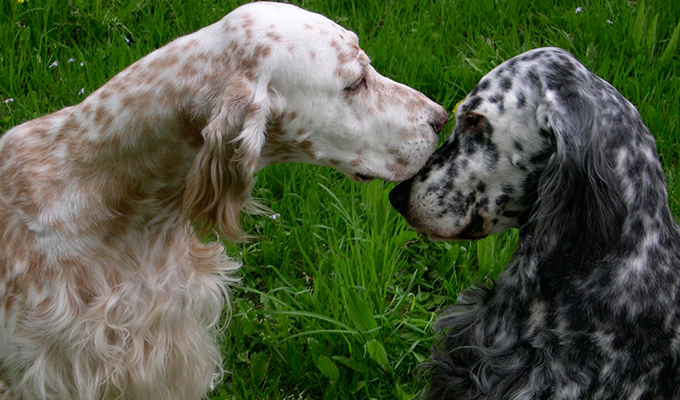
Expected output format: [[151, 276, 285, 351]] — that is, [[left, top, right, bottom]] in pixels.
[[427, 231, 489, 241], [352, 172, 375, 183]]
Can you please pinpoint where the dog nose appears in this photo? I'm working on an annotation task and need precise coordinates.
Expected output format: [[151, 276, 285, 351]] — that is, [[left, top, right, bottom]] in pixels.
[[389, 178, 413, 217], [429, 107, 448, 134]]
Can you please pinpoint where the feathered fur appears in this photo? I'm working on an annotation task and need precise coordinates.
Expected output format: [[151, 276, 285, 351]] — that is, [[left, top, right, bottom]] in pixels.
[[390, 47, 680, 399], [0, 3, 446, 399]]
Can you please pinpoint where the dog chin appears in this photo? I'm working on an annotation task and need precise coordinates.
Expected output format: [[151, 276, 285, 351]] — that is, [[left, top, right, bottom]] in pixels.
[[406, 225, 459, 242], [422, 226, 490, 241]]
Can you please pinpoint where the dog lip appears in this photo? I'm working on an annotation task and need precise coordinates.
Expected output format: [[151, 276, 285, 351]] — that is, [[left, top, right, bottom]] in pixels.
[[352, 172, 375, 182], [428, 232, 489, 241], [427, 233, 454, 242]]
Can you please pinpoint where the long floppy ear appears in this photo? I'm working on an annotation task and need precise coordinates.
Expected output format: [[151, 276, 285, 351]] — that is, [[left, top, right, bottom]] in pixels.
[[531, 89, 627, 257], [183, 79, 283, 240]]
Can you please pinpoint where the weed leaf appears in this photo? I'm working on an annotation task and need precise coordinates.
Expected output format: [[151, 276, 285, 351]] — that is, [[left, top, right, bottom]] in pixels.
[[476, 236, 495, 271], [332, 355, 366, 373], [366, 339, 392, 373], [250, 352, 269, 387], [346, 289, 378, 332], [317, 355, 340, 382], [351, 381, 366, 394]]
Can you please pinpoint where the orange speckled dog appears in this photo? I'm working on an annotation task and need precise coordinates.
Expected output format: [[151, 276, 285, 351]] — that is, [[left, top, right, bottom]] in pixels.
[[0, 2, 446, 399]]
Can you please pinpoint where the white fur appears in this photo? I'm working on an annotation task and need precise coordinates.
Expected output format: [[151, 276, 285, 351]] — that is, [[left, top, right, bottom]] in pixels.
[[0, 3, 447, 399]]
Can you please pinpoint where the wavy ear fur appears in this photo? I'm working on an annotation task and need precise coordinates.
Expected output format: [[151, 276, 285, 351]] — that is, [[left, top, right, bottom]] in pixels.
[[184, 79, 283, 240], [531, 89, 627, 258]]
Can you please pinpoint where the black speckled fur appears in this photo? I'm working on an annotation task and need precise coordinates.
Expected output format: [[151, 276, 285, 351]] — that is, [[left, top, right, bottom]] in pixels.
[[409, 48, 680, 400]]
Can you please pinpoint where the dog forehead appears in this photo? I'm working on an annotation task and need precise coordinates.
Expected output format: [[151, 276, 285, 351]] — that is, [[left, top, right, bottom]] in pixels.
[[225, 2, 364, 74], [229, 2, 352, 38], [456, 47, 586, 133]]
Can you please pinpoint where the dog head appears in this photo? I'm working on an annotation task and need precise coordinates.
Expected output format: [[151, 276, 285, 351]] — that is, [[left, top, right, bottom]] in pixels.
[[183, 2, 447, 239], [237, 2, 448, 183], [390, 47, 628, 251]]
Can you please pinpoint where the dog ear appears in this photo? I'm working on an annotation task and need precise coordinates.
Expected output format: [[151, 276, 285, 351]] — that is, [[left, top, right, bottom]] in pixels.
[[183, 80, 283, 240], [532, 89, 627, 257]]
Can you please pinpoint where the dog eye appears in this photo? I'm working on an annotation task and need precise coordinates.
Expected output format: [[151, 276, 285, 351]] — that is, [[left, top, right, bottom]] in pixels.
[[464, 112, 481, 128], [344, 75, 367, 92]]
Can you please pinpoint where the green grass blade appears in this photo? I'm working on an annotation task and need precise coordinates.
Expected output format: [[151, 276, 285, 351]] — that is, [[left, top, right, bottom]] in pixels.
[[633, 0, 646, 50], [264, 310, 355, 332], [646, 13, 659, 55], [660, 19, 680, 64]]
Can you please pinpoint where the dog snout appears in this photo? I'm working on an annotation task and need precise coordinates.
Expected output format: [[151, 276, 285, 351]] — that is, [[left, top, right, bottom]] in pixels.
[[429, 107, 448, 135], [389, 178, 413, 217]]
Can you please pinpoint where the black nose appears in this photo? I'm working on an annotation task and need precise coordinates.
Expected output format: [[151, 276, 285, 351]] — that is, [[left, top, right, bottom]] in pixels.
[[389, 178, 413, 217]]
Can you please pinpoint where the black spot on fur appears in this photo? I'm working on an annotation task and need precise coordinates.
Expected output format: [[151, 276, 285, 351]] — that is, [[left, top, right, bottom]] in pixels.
[[501, 183, 514, 195], [545, 61, 576, 91], [501, 209, 522, 218], [517, 92, 526, 108], [496, 194, 511, 207], [526, 68, 541, 89], [529, 147, 553, 165], [445, 162, 459, 180], [466, 191, 477, 207], [506, 58, 519, 76], [500, 77, 513, 92], [418, 165, 432, 182], [486, 142, 499, 168], [462, 96, 483, 112], [426, 135, 461, 170], [489, 93, 505, 113]]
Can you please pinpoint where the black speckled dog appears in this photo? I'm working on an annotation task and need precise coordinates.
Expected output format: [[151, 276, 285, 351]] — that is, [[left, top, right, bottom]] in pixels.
[[390, 47, 680, 399]]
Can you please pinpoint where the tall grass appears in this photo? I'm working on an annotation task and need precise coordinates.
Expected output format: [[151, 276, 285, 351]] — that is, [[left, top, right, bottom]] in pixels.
[[1, 0, 679, 398]]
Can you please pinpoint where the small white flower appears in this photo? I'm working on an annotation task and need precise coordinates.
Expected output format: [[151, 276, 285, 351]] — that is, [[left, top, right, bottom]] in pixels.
[[270, 213, 281, 220], [3, 98, 14, 104], [80, 62, 84, 67], [68, 58, 75, 63], [607, 19, 613, 25], [78, 88, 85, 96], [575, 6, 583, 14], [48, 61, 58, 69], [125, 36, 131, 43]]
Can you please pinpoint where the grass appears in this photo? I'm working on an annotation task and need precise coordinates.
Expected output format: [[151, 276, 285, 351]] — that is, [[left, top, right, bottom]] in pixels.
[[1, 0, 679, 398]]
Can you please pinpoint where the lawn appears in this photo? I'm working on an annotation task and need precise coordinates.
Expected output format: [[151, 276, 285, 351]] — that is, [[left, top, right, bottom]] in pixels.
[[1, 0, 679, 399]]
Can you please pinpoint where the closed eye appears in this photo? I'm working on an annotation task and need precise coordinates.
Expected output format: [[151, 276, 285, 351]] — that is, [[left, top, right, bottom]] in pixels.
[[344, 75, 367, 93]]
